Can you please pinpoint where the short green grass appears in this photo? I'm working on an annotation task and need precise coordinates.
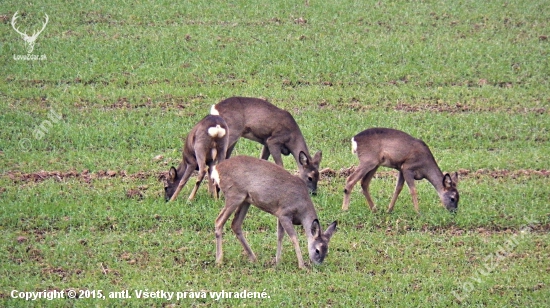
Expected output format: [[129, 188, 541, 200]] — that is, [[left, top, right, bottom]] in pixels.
[[1, 0, 549, 306]]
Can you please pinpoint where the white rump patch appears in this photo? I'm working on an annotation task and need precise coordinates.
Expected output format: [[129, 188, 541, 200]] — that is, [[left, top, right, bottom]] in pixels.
[[208, 125, 226, 138], [351, 137, 357, 154], [210, 105, 220, 115], [211, 166, 220, 185]]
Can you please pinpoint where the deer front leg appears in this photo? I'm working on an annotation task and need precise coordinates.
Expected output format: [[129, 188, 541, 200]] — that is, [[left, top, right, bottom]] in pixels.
[[360, 167, 379, 212], [260, 145, 271, 160], [265, 137, 284, 167], [278, 217, 305, 269], [224, 131, 240, 159], [402, 170, 420, 215], [188, 159, 207, 201], [387, 171, 405, 213], [169, 163, 197, 202], [275, 219, 285, 265]]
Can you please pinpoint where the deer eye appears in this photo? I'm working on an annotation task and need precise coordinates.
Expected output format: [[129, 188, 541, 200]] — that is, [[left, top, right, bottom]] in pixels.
[[308, 177, 313, 182], [315, 249, 320, 255]]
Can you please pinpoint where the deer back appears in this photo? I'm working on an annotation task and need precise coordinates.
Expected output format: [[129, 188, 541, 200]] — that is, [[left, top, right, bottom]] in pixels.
[[214, 156, 316, 220], [353, 128, 438, 173], [213, 97, 307, 147]]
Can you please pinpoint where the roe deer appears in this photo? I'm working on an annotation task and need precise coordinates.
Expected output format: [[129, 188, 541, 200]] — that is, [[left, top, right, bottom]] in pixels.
[[210, 96, 322, 194], [165, 115, 228, 202], [342, 128, 459, 214], [211, 156, 337, 269]]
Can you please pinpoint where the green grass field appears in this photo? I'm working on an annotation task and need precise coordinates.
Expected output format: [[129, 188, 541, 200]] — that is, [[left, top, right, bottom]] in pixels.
[[1, 0, 549, 306]]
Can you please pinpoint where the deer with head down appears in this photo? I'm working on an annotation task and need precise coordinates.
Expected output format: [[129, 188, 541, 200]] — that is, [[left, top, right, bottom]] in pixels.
[[342, 128, 459, 214], [165, 115, 228, 202], [210, 97, 322, 194], [211, 155, 337, 269]]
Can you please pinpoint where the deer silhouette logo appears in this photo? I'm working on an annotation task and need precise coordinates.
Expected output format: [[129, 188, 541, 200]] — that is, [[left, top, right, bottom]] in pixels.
[[11, 11, 49, 54]]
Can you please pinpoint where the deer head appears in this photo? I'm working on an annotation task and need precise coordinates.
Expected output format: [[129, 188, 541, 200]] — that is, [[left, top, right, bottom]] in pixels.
[[11, 11, 49, 54]]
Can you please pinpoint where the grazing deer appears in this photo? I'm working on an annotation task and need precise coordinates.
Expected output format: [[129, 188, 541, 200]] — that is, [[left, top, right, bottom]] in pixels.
[[210, 97, 322, 194], [211, 156, 337, 269], [342, 128, 459, 214], [165, 115, 228, 202]]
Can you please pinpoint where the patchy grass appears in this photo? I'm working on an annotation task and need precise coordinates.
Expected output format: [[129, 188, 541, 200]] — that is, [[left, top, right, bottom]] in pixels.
[[1, 0, 549, 306]]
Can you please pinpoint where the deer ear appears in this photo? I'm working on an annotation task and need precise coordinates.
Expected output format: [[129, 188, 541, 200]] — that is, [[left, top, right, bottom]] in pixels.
[[310, 219, 321, 237], [324, 221, 337, 240], [168, 167, 177, 182], [299, 151, 310, 166], [443, 173, 454, 189], [312, 151, 322, 165]]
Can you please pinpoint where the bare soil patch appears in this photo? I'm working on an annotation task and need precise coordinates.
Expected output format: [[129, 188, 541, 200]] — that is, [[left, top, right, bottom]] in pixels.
[[393, 102, 548, 114], [320, 166, 550, 180], [3, 167, 549, 185]]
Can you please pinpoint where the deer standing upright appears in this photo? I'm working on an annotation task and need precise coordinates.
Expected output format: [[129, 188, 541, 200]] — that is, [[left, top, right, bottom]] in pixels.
[[165, 115, 228, 202], [211, 156, 337, 269], [342, 128, 459, 214], [210, 97, 322, 194]]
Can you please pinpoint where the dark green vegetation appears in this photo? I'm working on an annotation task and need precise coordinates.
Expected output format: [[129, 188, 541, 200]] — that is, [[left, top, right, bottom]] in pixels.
[[1, 0, 549, 306]]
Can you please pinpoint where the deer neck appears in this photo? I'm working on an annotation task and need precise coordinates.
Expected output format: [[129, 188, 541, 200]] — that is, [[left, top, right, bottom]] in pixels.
[[290, 137, 309, 166], [424, 166, 447, 201], [175, 160, 187, 176], [300, 211, 318, 242]]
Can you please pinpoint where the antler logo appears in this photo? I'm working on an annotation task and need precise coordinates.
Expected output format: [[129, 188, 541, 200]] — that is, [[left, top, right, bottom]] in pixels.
[[11, 11, 49, 54]]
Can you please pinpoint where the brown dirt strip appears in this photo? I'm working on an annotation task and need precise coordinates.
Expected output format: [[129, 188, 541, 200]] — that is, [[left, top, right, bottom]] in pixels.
[[2, 167, 548, 184], [99, 98, 549, 115], [365, 222, 550, 235], [3, 169, 163, 184], [321, 166, 550, 180], [336, 100, 549, 114], [392, 102, 548, 114]]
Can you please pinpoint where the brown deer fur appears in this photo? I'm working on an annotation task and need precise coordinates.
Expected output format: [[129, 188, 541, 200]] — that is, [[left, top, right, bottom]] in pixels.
[[342, 128, 459, 214], [165, 115, 228, 202], [211, 156, 337, 269], [211, 97, 322, 194]]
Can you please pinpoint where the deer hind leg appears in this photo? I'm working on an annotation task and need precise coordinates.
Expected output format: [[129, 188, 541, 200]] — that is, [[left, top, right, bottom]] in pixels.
[[169, 163, 197, 202], [207, 163, 218, 199], [210, 139, 228, 199], [230, 203, 256, 262], [215, 194, 246, 265], [387, 171, 405, 213], [278, 217, 305, 269], [402, 170, 420, 214], [342, 162, 377, 210], [360, 167, 379, 212]]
